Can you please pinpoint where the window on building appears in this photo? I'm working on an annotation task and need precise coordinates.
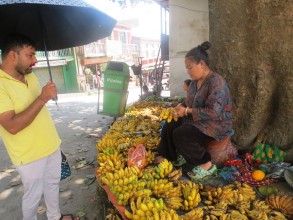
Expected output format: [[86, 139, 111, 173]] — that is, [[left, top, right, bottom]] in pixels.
[[119, 32, 127, 44]]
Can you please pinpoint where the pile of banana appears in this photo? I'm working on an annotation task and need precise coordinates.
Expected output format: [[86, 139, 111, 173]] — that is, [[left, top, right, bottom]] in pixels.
[[96, 101, 292, 220], [159, 107, 178, 123]]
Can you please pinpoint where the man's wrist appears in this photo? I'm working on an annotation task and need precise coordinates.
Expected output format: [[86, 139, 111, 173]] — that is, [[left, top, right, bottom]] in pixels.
[[38, 96, 47, 104]]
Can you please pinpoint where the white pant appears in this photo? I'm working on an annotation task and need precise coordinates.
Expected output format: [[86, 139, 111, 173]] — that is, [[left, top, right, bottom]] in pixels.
[[16, 148, 62, 220]]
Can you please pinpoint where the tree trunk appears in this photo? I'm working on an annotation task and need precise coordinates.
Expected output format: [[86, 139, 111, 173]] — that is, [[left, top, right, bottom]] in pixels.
[[209, 0, 293, 161]]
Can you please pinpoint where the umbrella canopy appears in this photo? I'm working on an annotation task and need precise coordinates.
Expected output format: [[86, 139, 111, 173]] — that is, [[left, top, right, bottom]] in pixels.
[[0, 0, 117, 51]]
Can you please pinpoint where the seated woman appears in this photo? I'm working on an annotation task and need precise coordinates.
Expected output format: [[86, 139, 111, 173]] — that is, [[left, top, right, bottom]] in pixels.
[[155, 41, 233, 181]]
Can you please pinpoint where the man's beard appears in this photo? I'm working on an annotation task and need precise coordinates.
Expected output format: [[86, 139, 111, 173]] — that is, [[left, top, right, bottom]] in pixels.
[[16, 66, 32, 75]]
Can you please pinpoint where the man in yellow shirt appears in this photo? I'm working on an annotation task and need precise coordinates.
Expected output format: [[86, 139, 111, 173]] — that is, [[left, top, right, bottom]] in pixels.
[[0, 34, 72, 220]]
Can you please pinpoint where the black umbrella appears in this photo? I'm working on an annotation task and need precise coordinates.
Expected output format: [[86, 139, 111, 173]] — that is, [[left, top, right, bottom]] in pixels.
[[0, 0, 117, 100]]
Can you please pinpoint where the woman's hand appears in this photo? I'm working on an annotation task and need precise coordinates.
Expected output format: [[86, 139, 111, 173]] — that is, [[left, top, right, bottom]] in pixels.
[[175, 104, 187, 117]]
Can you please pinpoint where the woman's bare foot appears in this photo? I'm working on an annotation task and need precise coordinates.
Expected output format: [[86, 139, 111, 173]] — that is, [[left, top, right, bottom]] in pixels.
[[199, 161, 213, 171]]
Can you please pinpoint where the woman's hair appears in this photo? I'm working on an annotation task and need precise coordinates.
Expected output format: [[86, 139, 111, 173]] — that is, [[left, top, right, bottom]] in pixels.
[[184, 79, 191, 86], [185, 41, 211, 67]]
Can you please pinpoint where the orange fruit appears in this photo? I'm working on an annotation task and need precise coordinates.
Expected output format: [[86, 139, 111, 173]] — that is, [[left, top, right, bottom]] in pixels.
[[251, 170, 266, 181]]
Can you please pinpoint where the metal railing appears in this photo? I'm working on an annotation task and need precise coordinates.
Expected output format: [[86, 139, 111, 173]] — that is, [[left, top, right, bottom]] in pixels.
[[122, 44, 139, 55], [35, 48, 74, 60], [77, 42, 139, 58]]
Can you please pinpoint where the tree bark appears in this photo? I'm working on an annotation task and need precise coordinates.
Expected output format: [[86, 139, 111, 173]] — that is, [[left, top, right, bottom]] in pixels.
[[209, 0, 293, 161]]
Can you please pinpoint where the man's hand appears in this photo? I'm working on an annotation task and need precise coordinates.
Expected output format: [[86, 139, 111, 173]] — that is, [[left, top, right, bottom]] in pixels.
[[39, 81, 57, 103]]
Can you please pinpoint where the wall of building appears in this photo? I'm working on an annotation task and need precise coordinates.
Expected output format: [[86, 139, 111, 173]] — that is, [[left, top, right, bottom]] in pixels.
[[169, 0, 209, 97]]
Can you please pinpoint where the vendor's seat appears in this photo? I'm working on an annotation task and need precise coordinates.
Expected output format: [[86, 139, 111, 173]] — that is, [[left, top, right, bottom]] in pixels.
[[206, 137, 238, 167]]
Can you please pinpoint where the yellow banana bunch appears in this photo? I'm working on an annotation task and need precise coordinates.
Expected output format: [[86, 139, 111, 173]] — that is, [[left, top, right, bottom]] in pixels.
[[233, 200, 250, 215], [153, 182, 174, 197], [96, 160, 123, 178], [219, 209, 249, 220], [133, 189, 152, 198], [219, 183, 251, 206], [112, 180, 146, 195], [252, 199, 271, 213], [177, 179, 202, 190], [266, 194, 293, 216], [130, 136, 148, 147], [141, 172, 154, 181], [154, 159, 173, 179], [97, 151, 124, 164], [96, 138, 117, 151], [164, 196, 183, 210], [233, 183, 254, 202], [246, 209, 268, 220], [146, 150, 155, 164], [145, 135, 160, 150], [116, 141, 131, 152], [182, 186, 201, 211], [101, 169, 137, 186], [160, 185, 182, 198], [200, 185, 224, 205], [159, 108, 178, 123], [214, 201, 228, 213], [268, 210, 287, 220], [209, 208, 227, 217], [182, 207, 204, 220], [167, 168, 182, 181], [145, 178, 169, 190], [157, 209, 182, 220], [117, 191, 133, 206], [125, 197, 166, 220]]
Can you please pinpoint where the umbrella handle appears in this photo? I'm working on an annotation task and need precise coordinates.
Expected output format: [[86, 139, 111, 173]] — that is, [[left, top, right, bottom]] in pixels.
[[52, 96, 58, 101]]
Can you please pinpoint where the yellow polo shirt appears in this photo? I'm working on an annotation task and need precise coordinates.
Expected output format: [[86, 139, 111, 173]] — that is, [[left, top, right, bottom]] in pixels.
[[0, 69, 61, 165]]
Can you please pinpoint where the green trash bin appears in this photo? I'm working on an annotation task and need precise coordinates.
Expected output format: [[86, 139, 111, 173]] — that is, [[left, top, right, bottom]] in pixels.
[[102, 61, 130, 116]]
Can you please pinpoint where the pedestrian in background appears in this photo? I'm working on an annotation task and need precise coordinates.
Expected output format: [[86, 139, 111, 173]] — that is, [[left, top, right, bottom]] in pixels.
[[183, 79, 191, 93]]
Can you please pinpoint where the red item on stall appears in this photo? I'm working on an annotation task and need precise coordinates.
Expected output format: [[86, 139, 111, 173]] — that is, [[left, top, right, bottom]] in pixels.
[[224, 159, 243, 167], [127, 144, 148, 170]]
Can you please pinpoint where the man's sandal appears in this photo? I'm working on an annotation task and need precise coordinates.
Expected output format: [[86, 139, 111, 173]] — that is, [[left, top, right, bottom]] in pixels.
[[59, 214, 74, 220]]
